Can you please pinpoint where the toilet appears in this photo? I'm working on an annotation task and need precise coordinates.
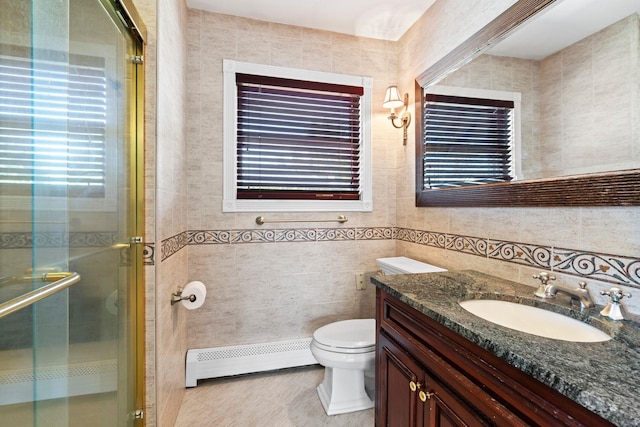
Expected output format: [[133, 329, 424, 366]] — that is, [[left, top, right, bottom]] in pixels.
[[310, 319, 376, 415], [310, 257, 446, 415]]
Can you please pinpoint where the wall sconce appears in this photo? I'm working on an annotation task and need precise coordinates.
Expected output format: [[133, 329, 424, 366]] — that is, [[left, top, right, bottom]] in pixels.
[[383, 85, 411, 145]]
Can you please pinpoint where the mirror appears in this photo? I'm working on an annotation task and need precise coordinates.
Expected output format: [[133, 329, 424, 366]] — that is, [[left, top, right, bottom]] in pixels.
[[415, 0, 640, 207]]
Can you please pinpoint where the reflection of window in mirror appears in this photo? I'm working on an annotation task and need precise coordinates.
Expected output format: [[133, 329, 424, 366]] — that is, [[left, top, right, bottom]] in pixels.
[[420, 86, 521, 190], [431, 12, 640, 181]]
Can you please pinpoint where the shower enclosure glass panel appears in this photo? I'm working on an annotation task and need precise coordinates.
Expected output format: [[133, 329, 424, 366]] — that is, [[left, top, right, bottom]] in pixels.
[[0, 0, 143, 425]]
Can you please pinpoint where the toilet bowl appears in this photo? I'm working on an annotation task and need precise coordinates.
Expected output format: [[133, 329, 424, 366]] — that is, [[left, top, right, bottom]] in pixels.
[[310, 319, 376, 416], [310, 257, 446, 416]]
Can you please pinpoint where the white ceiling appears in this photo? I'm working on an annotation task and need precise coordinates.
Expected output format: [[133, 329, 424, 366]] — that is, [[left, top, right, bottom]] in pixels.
[[187, 0, 640, 57], [489, 0, 640, 60], [186, 0, 436, 41]]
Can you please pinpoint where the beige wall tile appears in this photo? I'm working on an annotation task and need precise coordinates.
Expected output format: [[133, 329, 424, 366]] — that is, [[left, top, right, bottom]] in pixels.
[[143, 2, 640, 425], [396, 0, 640, 318]]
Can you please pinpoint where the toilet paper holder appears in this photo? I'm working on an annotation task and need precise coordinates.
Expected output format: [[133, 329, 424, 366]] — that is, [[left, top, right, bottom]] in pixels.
[[171, 287, 197, 305]]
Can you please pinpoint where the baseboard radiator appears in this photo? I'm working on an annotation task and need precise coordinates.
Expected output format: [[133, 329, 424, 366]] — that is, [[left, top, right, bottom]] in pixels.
[[0, 359, 117, 405], [185, 338, 318, 387]]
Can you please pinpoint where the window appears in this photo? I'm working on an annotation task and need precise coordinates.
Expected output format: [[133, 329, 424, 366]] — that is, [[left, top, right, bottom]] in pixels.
[[0, 45, 108, 199], [0, 43, 117, 212], [223, 60, 372, 212], [417, 86, 520, 199]]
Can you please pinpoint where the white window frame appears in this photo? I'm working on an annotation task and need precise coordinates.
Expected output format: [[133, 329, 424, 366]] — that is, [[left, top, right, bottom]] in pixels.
[[423, 85, 522, 182], [222, 59, 372, 212]]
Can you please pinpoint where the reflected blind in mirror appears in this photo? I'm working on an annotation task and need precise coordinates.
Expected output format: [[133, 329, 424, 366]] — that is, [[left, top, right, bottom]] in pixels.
[[422, 94, 514, 190]]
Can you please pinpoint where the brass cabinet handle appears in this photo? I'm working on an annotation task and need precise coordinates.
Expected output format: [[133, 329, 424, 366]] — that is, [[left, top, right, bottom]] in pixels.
[[409, 381, 421, 392], [419, 391, 434, 402]]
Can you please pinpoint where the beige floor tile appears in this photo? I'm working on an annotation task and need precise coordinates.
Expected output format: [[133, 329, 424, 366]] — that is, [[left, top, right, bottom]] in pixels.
[[174, 366, 374, 426]]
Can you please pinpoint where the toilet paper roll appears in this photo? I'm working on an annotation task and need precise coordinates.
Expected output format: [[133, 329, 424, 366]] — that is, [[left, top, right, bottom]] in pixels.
[[182, 281, 207, 310]]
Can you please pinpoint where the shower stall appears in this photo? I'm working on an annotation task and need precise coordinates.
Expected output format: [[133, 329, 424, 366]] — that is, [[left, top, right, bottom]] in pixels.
[[0, 0, 145, 425]]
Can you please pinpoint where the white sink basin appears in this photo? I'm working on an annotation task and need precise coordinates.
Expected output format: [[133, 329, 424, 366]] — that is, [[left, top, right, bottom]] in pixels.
[[459, 300, 611, 342]]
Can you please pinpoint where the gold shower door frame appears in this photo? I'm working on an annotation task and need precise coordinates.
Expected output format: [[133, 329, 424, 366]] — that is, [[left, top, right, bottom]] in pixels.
[[0, 0, 146, 424], [115, 0, 147, 422]]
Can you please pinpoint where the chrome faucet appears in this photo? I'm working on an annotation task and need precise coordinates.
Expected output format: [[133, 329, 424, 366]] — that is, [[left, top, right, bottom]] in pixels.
[[544, 281, 595, 311], [532, 272, 556, 298]]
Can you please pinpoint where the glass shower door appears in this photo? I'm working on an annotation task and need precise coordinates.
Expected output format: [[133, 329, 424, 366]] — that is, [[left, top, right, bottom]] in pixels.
[[0, 0, 143, 425]]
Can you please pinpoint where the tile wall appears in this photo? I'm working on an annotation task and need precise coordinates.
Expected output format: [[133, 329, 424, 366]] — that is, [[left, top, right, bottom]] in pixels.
[[537, 13, 640, 177], [154, 0, 190, 425], [183, 8, 400, 351], [396, 1, 640, 314], [138, 0, 640, 425]]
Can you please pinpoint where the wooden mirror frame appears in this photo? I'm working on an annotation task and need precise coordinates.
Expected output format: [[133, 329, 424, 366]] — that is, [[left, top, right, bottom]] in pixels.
[[415, 0, 640, 207]]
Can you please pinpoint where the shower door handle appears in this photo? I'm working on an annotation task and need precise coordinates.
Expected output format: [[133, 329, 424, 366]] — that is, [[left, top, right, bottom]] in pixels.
[[0, 272, 81, 319]]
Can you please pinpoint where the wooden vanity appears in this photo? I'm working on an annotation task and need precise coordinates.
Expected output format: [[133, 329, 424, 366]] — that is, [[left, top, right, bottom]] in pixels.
[[371, 271, 640, 426]]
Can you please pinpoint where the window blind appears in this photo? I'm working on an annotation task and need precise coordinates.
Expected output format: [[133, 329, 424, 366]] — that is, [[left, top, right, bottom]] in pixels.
[[423, 93, 514, 190], [236, 73, 363, 200], [0, 47, 107, 197]]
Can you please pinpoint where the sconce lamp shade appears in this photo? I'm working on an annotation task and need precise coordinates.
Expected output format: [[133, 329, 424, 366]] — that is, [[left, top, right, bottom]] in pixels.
[[382, 85, 404, 109], [382, 85, 411, 145]]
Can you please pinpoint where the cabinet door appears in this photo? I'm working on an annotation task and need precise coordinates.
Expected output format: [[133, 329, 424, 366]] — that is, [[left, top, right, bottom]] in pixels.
[[422, 371, 491, 427], [378, 333, 490, 427], [377, 333, 422, 427]]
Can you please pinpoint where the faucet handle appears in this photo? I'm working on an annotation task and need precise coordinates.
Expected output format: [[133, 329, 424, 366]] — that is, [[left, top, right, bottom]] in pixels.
[[600, 287, 632, 303], [533, 272, 555, 298], [533, 272, 556, 284], [600, 287, 631, 320]]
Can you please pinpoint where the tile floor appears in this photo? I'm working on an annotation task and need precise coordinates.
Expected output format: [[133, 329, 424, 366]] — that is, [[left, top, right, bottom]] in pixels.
[[174, 365, 374, 426]]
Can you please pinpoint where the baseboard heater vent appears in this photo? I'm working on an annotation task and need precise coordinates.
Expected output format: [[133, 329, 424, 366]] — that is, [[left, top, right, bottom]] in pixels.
[[0, 359, 117, 405], [185, 338, 317, 387]]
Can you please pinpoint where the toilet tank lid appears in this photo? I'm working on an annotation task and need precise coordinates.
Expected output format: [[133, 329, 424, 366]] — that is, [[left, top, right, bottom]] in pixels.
[[376, 257, 446, 274]]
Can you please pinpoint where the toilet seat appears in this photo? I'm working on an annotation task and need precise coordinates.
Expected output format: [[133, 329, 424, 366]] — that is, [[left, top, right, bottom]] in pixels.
[[312, 319, 375, 354]]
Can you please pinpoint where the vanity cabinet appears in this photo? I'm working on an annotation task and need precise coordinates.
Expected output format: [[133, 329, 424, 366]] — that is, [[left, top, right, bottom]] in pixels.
[[375, 289, 615, 427], [378, 333, 503, 426]]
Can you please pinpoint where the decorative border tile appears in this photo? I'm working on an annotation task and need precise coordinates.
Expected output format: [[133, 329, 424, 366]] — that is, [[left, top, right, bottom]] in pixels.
[[356, 227, 393, 240], [143, 244, 155, 265], [552, 248, 640, 286], [0, 231, 118, 249], [316, 227, 356, 241], [275, 229, 316, 242], [189, 230, 231, 244], [125, 243, 154, 265], [0, 232, 31, 249], [160, 231, 188, 261], [229, 229, 276, 243], [6, 225, 637, 288], [488, 240, 552, 268], [446, 235, 487, 256], [69, 232, 119, 247], [395, 227, 447, 249]]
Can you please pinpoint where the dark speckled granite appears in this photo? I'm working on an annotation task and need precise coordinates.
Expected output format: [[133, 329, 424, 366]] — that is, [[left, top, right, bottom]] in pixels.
[[371, 270, 640, 427]]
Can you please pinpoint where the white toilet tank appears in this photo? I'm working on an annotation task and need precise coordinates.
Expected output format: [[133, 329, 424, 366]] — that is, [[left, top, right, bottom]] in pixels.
[[376, 256, 446, 275]]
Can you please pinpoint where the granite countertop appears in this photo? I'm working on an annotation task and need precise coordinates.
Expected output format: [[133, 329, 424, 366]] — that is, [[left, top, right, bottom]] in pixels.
[[371, 270, 640, 427]]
